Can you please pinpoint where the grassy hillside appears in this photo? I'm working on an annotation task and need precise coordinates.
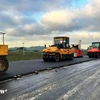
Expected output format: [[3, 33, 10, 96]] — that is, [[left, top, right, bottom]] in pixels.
[[7, 46, 87, 61], [9, 46, 44, 51], [7, 51, 42, 61]]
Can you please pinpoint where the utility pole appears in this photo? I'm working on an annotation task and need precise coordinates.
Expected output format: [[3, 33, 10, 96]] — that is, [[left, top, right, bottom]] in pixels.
[[22, 43, 25, 55], [0, 32, 6, 45], [79, 40, 81, 49]]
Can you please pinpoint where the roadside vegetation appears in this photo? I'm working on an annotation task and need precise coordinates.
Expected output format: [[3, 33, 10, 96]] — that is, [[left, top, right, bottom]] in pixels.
[[7, 51, 42, 61], [7, 49, 87, 61]]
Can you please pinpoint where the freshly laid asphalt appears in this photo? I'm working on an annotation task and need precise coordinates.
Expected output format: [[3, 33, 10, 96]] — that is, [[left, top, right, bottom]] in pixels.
[[0, 56, 96, 81], [1, 59, 100, 100]]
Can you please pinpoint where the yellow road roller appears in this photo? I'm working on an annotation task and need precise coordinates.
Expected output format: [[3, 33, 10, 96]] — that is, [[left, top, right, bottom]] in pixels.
[[42, 36, 74, 62], [0, 33, 9, 74]]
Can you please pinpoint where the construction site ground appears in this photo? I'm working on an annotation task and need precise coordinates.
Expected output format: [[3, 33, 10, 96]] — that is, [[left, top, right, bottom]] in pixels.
[[0, 56, 95, 81], [0, 59, 100, 100]]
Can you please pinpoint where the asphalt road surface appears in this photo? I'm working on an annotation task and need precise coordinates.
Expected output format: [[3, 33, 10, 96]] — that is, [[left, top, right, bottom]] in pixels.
[[0, 56, 95, 81], [0, 59, 100, 100]]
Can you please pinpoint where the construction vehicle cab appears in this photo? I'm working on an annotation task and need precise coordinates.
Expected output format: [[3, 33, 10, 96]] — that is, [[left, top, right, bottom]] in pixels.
[[0, 33, 9, 74], [87, 42, 100, 58], [72, 44, 83, 57], [43, 36, 74, 62]]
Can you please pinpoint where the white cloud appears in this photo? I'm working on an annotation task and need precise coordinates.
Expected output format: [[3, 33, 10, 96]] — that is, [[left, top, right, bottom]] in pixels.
[[0, 0, 75, 13], [2, 0, 100, 35], [0, 0, 100, 48], [41, 10, 76, 31], [40, 0, 100, 32]]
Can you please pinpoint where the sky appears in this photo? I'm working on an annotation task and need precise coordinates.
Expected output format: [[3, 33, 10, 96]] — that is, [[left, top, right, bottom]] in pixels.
[[0, 0, 100, 49]]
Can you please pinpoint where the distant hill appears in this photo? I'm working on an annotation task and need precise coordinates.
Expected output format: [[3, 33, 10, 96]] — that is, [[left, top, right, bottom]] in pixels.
[[9, 46, 45, 51], [9, 46, 87, 55]]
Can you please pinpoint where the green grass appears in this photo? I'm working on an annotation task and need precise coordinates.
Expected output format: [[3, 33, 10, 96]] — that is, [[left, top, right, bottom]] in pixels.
[[7, 50, 87, 61], [7, 51, 42, 61]]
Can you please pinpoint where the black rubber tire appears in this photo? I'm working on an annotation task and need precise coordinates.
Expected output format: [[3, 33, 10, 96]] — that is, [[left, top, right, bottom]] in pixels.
[[97, 53, 100, 58], [54, 54, 60, 62], [88, 56, 92, 58], [69, 54, 74, 60], [0, 57, 9, 74], [43, 57, 48, 62]]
